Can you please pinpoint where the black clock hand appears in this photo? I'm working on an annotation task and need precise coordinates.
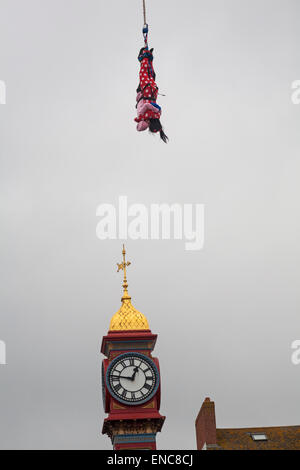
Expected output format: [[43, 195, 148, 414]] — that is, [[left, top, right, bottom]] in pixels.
[[111, 375, 133, 381], [131, 366, 139, 380]]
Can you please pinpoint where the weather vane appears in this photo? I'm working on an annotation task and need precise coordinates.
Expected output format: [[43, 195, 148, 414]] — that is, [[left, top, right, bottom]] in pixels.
[[117, 245, 131, 295]]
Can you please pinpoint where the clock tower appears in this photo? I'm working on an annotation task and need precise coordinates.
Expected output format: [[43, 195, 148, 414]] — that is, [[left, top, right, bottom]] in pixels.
[[101, 246, 165, 450]]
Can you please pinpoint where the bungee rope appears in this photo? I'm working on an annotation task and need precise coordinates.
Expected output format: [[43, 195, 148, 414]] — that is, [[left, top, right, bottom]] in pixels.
[[142, 0, 149, 48], [142, 0, 147, 25]]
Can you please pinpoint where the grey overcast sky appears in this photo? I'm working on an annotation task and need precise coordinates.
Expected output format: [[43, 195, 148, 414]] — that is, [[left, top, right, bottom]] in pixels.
[[0, 0, 300, 449]]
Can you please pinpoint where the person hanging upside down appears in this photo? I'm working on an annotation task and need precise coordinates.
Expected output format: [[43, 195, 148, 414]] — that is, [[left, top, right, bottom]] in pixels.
[[134, 47, 168, 143]]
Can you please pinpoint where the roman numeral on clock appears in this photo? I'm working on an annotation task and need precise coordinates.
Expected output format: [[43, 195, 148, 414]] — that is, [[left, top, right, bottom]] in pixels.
[[144, 383, 152, 391]]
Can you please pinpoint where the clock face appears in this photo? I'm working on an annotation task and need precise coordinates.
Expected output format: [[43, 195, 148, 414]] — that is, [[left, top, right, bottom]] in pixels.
[[106, 352, 159, 405]]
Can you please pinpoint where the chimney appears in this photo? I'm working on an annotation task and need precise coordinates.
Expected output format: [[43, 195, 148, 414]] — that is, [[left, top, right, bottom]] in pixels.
[[195, 397, 217, 450]]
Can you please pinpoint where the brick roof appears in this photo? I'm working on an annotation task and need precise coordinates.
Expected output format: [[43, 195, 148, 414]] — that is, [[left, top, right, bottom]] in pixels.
[[196, 398, 300, 450], [216, 425, 300, 450]]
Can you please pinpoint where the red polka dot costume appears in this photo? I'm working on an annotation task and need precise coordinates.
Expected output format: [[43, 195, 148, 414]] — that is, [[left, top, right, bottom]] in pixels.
[[134, 47, 168, 142], [134, 48, 161, 131]]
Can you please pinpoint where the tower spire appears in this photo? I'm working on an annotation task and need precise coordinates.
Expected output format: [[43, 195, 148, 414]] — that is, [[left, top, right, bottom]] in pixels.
[[117, 244, 131, 301], [110, 245, 149, 331]]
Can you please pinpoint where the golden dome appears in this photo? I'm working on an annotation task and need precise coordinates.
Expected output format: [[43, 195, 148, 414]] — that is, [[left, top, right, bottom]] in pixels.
[[109, 245, 149, 331], [109, 294, 149, 331]]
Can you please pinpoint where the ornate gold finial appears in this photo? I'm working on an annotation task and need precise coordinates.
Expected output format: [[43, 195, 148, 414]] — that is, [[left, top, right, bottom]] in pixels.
[[117, 244, 131, 300], [109, 245, 149, 331]]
